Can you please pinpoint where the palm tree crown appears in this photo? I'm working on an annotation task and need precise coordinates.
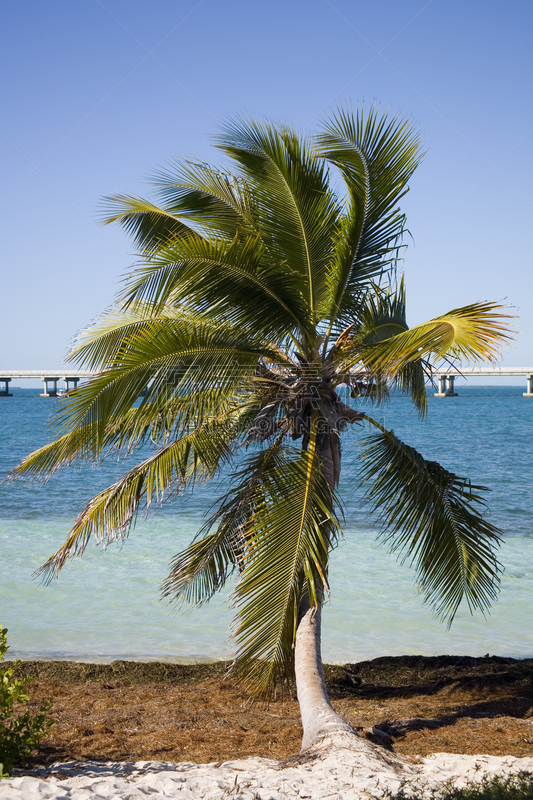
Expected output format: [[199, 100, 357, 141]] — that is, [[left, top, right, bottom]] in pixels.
[[11, 106, 511, 706]]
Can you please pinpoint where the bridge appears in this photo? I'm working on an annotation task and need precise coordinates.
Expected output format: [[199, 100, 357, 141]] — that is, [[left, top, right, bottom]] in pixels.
[[0, 370, 94, 397], [1, 367, 532, 398], [434, 367, 533, 397]]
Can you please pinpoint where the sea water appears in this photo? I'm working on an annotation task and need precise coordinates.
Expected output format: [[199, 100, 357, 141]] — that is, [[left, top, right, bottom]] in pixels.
[[1, 386, 532, 663]]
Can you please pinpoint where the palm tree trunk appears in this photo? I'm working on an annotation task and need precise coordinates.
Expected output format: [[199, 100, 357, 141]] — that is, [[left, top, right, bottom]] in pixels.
[[294, 592, 407, 777], [293, 420, 356, 752], [294, 589, 355, 752], [293, 419, 376, 754]]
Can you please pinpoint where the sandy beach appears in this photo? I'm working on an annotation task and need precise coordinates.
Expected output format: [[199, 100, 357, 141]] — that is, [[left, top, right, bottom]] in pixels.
[[2, 751, 533, 799], [2, 655, 533, 798]]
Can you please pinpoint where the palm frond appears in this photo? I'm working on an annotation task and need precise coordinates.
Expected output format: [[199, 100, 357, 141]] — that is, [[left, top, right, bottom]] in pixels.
[[67, 302, 281, 370], [393, 359, 428, 413], [215, 116, 342, 325], [326, 281, 428, 411], [117, 234, 308, 342], [150, 158, 257, 241], [162, 529, 240, 607], [35, 415, 236, 583], [162, 442, 284, 606], [55, 315, 280, 442], [358, 278, 408, 340], [359, 279, 428, 413], [232, 432, 341, 695], [8, 385, 252, 482], [363, 302, 514, 373], [316, 104, 424, 335], [99, 194, 198, 253], [7, 421, 105, 481], [67, 303, 196, 369], [360, 422, 502, 623]]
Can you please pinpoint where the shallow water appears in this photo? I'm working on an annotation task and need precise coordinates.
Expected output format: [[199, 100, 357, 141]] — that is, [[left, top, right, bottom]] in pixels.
[[1, 386, 532, 663]]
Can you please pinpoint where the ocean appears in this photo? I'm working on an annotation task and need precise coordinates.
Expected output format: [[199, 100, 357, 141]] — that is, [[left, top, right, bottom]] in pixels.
[[1, 386, 532, 664]]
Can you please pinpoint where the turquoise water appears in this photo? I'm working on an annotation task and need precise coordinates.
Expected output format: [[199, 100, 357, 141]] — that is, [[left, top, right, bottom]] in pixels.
[[1, 386, 533, 663]]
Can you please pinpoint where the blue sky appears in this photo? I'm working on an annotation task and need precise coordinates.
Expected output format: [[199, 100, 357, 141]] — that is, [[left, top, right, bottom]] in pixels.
[[2, 0, 532, 381]]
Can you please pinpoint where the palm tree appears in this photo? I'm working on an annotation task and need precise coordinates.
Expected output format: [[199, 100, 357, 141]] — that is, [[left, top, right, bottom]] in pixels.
[[11, 106, 511, 758]]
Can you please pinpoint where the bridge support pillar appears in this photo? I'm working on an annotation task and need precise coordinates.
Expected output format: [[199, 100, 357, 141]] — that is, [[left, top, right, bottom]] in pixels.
[[0, 378, 12, 396], [41, 377, 60, 397], [446, 376, 458, 396], [434, 375, 458, 397], [63, 377, 79, 393], [435, 375, 446, 396], [524, 374, 533, 397]]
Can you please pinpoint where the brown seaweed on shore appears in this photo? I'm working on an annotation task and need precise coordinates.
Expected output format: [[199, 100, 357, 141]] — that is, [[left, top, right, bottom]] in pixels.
[[4, 654, 533, 767]]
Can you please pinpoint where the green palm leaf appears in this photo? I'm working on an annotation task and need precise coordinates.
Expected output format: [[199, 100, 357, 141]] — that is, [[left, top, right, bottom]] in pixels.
[[35, 415, 236, 583], [363, 302, 514, 373], [7, 421, 106, 479], [316, 104, 424, 336], [150, 158, 256, 241], [232, 430, 341, 695], [99, 194, 198, 253], [162, 442, 284, 607], [55, 315, 279, 441], [215, 117, 341, 323], [8, 385, 250, 481], [358, 279, 428, 412], [67, 303, 210, 369], [161, 528, 240, 607], [360, 422, 502, 623], [116, 234, 308, 341]]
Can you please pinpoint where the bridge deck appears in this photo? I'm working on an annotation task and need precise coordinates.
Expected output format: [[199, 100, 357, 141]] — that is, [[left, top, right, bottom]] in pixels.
[[434, 367, 533, 377], [0, 370, 94, 378], [1, 368, 532, 398]]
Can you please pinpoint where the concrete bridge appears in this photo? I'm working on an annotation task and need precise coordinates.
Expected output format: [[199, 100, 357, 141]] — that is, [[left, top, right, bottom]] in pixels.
[[434, 367, 533, 397], [0, 370, 94, 397], [1, 367, 532, 398]]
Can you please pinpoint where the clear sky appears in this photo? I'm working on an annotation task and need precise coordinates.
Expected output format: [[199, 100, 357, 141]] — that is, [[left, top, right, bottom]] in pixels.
[[2, 0, 532, 381]]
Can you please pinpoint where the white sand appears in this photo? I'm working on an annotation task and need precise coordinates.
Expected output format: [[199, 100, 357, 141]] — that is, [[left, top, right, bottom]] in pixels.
[[2, 751, 533, 799]]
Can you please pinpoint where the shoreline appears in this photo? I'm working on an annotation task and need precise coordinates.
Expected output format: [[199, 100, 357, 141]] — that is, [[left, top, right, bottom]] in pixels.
[[6, 654, 227, 665], [6, 649, 533, 668], [7, 647, 533, 665], [7, 651, 533, 686]]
